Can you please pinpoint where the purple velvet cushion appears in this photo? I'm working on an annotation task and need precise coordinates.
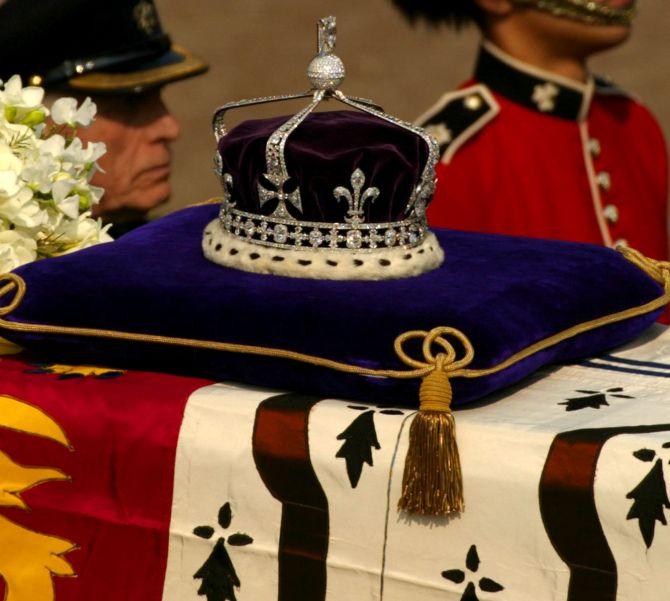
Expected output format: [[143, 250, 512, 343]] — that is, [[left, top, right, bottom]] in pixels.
[[0, 205, 662, 406]]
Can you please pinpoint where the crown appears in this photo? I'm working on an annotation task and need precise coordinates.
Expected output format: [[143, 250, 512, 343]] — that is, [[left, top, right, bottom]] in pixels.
[[204, 16, 442, 280]]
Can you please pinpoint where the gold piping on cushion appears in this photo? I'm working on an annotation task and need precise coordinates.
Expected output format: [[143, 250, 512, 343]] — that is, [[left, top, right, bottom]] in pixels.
[[66, 44, 208, 93], [0, 246, 667, 516]]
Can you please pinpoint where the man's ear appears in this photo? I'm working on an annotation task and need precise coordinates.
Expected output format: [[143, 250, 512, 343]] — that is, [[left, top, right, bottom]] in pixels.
[[473, 0, 515, 17]]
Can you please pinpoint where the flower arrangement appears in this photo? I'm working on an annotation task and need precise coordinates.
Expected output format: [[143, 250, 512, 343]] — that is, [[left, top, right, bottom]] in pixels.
[[0, 75, 112, 273]]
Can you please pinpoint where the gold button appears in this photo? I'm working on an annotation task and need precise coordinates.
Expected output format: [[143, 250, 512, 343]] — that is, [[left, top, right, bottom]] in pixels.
[[603, 204, 619, 224], [615, 238, 628, 249], [464, 94, 483, 111], [28, 74, 43, 86], [588, 138, 601, 157], [596, 172, 611, 191]]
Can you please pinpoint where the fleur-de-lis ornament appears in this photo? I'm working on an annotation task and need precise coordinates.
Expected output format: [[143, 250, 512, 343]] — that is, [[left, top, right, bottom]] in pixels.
[[334, 168, 380, 225]]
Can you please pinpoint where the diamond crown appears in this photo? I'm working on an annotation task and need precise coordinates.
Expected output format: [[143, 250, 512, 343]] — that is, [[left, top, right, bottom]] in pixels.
[[211, 16, 439, 253]]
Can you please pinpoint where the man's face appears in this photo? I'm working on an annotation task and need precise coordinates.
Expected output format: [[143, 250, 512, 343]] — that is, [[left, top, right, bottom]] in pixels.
[[77, 90, 181, 221], [516, 0, 635, 57]]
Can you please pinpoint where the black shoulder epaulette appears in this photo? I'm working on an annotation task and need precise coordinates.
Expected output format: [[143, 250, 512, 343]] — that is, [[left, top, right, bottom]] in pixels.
[[415, 84, 499, 164]]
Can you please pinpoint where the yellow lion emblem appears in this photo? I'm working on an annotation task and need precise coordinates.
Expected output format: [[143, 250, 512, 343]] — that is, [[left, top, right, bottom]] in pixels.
[[0, 395, 76, 601]]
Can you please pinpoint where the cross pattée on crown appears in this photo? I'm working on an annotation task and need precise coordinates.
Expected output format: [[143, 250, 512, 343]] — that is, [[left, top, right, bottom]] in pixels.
[[258, 172, 303, 218]]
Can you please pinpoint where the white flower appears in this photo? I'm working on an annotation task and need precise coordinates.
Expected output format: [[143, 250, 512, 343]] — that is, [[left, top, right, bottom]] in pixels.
[[0, 142, 23, 174], [87, 184, 105, 204], [38, 134, 66, 158], [0, 75, 44, 110], [21, 155, 56, 194], [53, 212, 113, 253], [0, 229, 37, 273], [62, 137, 106, 165], [0, 75, 48, 128], [0, 170, 23, 198], [51, 97, 97, 128], [51, 179, 81, 219], [0, 78, 110, 266], [0, 187, 48, 231]]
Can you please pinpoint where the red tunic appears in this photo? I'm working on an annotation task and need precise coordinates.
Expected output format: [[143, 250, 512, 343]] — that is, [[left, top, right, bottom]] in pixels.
[[421, 41, 669, 261]]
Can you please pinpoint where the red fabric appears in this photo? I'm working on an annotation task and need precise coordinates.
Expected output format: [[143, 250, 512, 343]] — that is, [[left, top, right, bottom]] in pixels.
[[427, 82, 669, 261], [0, 355, 211, 601]]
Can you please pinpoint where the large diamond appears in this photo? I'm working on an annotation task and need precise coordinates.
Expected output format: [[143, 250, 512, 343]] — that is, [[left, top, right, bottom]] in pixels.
[[346, 229, 363, 250], [243, 220, 255, 238], [273, 224, 289, 244], [384, 229, 397, 247], [309, 229, 324, 248]]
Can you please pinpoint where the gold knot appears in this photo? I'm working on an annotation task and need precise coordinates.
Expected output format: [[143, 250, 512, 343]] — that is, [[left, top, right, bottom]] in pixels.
[[394, 326, 474, 412], [394, 326, 475, 372]]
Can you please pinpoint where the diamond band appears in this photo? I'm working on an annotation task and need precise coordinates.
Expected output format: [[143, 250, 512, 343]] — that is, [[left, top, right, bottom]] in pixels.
[[219, 204, 427, 253]]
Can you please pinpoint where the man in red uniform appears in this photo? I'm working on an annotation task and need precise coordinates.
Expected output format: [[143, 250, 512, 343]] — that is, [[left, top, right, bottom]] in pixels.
[[392, 0, 668, 260]]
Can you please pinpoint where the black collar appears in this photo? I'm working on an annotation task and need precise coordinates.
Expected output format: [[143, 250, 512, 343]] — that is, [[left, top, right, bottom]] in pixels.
[[474, 41, 594, 121]]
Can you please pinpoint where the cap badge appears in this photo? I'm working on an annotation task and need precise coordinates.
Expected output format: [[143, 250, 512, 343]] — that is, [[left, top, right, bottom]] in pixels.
[[134, 1, 158, 35]]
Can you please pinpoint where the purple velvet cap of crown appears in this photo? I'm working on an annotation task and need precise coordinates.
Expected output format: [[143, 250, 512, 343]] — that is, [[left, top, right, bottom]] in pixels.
[[217, 110, 430, 223]]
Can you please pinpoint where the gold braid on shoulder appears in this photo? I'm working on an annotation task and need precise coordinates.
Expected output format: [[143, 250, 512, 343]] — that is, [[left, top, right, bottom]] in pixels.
[[0, 246, 668, 517]]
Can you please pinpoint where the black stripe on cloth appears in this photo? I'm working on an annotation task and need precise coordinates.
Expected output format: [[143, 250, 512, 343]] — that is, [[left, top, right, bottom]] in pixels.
[[540, 424, 670, 601], [252, 393, 329, 601]]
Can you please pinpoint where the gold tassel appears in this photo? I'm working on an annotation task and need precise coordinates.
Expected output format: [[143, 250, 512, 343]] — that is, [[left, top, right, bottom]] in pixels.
[[398, 356, 464, 516]]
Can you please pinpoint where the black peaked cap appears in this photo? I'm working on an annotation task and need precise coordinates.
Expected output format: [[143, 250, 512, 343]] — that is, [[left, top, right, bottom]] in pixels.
[[0, 0, 208, 94]]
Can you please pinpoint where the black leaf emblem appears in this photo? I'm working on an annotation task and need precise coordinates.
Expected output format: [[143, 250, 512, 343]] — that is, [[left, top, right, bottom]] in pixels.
[[193, 502, 254, 601], [194, 539, 240, 601], [626, 458, 670, 548], [336, 410, 381, 488], [559, 387, 633, 412], [441, 545, 504, 601]]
